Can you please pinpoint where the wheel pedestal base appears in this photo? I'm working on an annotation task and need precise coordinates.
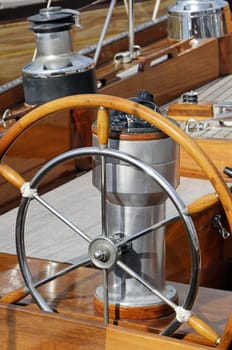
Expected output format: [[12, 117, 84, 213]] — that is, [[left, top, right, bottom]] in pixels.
[[94, 294, 178, 320]]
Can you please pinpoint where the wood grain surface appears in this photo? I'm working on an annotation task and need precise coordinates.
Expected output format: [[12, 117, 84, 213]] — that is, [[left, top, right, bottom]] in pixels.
[[0, 0, 174, 86], [0, 252, 232, 349]]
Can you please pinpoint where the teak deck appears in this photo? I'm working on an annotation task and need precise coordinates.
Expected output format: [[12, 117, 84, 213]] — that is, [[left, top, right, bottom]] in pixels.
[[167, 94, 232, 182]]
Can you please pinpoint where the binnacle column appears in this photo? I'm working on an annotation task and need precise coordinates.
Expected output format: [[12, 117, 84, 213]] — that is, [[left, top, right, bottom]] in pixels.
[[92, 91, 180, 319]]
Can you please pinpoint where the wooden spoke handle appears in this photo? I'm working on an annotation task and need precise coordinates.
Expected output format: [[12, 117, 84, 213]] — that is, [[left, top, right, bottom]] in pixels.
[[188, 314, 220, 345], [0, 287, 28, 304], [0, 162, 25, 189], [97, 106, 109, 146], [187, 192, 219, 216]]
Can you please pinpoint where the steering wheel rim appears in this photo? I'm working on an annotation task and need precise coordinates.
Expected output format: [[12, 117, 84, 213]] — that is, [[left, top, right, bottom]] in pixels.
[[15, 146, 200, 336], [0, 94, 231, 232], [0, 93, 229, 343]]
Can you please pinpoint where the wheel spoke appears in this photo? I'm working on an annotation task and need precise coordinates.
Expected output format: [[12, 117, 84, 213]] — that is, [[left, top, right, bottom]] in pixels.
[[100, 153, 109, 324], [116, 260, 177, 310], [103, 269, 109, 324], [33, 255, 91, 291], [33, 193, 92, 243], [2, 256, 91, 304], [100, 154, 107, 238], [118, 214, 180, 247], [116, 261, 220, 345]]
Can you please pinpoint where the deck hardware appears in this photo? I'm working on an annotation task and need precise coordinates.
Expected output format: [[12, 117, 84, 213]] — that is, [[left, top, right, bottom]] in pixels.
[[168, 0, 231, 40], [114, 0, 141, 63], [114, 45, 141, 63], [1, 109, 12, 128], [61, 9, 83, 28], [212, 214, 231, 239], [224, 167, 232, 178], [89, 237, 118, 269], [111, 232, 132, 253], [213, 102, 232, 119], [2, 108, 11, 122], [182, 90, 199, 104], [184, 119, 209, 133], [22, 6, 96, 105]]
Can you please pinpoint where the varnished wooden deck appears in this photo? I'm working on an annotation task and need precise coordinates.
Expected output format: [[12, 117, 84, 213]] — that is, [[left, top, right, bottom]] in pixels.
[[0, 0, 175, 86]]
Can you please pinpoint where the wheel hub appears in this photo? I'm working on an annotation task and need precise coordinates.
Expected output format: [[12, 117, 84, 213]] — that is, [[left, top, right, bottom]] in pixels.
[[89, 237, 118, 269]]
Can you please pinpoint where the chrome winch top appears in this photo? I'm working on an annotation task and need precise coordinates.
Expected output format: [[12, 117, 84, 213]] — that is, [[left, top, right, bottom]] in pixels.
[[168, 0, 231, 40], [22, 6, 96, 105]]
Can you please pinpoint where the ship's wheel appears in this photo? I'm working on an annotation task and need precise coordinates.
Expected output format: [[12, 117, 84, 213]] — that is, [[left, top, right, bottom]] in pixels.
[[0, 94, 231, 345]]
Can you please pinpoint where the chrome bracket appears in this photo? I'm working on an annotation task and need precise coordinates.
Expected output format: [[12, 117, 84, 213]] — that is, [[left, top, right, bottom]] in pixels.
[[114, 45, 141, 64], [213, 102, 232, 119]]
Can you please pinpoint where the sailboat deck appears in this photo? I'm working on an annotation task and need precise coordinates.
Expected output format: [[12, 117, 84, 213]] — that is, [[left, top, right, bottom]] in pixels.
[[1, 72, 232, 261], [0, 171, 214, 263]]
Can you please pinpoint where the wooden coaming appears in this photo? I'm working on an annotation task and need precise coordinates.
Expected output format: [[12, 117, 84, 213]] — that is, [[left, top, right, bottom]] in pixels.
[[167, 102, 214, 120], [180, 138, 232, 182], [0, 303, 215, 350], [219, 34, 232, 75], [166, 199, 231, 290], [167, 102, 232, 183], [100, 37, 219, 106], [0, 110, 78, 213]]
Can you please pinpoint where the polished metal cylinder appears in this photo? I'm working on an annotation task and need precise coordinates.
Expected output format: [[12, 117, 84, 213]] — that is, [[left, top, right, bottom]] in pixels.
[[168, 0, 231, 40], [22, 7, 96, 104], [23, 30, 95, 76], [92, 129, 179, 307]]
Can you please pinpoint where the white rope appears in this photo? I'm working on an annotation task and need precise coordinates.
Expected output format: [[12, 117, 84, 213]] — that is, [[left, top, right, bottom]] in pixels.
[[20, 182, 37, 198], [123, 0, 129, 14], [175, 306, 192, 323], [152, 0, 161, 20]]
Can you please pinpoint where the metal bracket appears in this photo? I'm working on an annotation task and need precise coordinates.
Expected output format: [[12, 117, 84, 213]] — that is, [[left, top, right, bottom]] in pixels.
[[114, 45, 141, 64], [213, 102, 232, 119], [212, 214, 231, 239]]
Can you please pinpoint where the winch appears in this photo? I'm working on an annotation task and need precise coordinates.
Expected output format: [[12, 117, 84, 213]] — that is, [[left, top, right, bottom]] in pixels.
[[22, 6, 96, 105], [168, 0, 231, 40], [92, 91, 180, 317]]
